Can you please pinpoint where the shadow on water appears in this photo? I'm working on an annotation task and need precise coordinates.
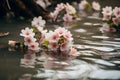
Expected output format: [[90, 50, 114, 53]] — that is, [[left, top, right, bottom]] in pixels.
[[0, 0, 120, 80]]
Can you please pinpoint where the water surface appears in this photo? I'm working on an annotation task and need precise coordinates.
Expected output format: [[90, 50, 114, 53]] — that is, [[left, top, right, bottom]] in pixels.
[[0, 1, 120, 80]]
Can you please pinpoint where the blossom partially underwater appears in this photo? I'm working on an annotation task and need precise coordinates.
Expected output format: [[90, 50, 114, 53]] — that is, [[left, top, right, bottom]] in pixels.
[[20, 27, 40, 51], [20, 16, 48, 51], [100, 23, 116, 33], [112, 17, 120, 26], [55, 3, 65, 12], [19, 16, 79, 60], [65, 3, 76, 14], [79, 0, 101, 11], [24, 36, 36, 46], [28, 42, 40, 51], [92, 1, 100, 11], [44, 27, 78, 57], [113, 7, 120, 18], [101, 6, 120, 33], [79, 0, 88, 10], [63, 14, 73, 22]]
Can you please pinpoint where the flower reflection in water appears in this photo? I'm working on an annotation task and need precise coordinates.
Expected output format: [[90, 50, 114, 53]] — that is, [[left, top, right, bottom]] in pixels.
[[101, 6, 120, 33], [35, 59, 98, 80], [19, 49, 120, 80], [19, 74, 32, 80], [20, 50, 36, 68]]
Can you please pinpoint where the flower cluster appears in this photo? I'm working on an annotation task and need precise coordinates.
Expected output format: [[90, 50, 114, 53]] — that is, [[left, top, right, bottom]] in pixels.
[[18, 16, 79, 59], [44, 27, 78, 57], [50, 3, 77, 22], [100, 6, 120, 33], [79, 0, 101, 11], [20, 16, 47, 51]]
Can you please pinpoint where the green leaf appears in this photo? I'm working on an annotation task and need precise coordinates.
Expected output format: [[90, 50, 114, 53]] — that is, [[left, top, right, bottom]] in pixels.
[[86, 3, 92, 10], [43, 40, 49, 47], [72, 13, 79, 18], [32, 26, 39, 33]]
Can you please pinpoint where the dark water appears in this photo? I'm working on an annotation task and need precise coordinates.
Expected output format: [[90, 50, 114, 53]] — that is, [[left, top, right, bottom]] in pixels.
[[0, 1, 120, 80]]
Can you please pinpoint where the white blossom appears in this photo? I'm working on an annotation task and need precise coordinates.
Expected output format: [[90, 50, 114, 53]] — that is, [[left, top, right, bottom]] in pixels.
[[28, 42, 40, 51], [79, 0, 88, 10], [113, 7, 120, 18], [102, 6, 112, 16], [20, 27, 35, 37], [24, 36, 36, 46], [65, 3, 76, 14], [92, 1, 101, 11], [112, 17, 120, 26], [31, 16, 46, 28], [55, 3, 65, 12], [50, 11, 59, 21], [63, 14, 73, 22]]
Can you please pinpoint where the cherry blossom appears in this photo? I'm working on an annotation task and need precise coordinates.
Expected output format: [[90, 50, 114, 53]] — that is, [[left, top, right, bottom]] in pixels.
[[112, 17, 120, 26], [48, 42, 58, 51], [50, 11, 59, 21], [28, 42, 40, 51], [49, 3, 78, 22], [44, 27, 74, 54], [102, 6, 112, 21], [65, 3, 76, 14], [63, 14, 73, 22], [55, 3, 65, 12], [50, 33, 59, 42], [64, 31, 73, 42], [101, 6, 120, 33], [60, 43, 70, 51], [24, 36, 36, 46], [69, 48, 79, 56], [20, 27, 35, 37], [92, 1, 100, 11], [113, 7, 120, 18], [8, 40, 17, 47], [45, 31, 54, 41], [31, 16, 46, 28], [37, 27, 47, 36], [45, 31, 59, 43], [102, 6, 112, 16], [45, 0, 51, 7], [103, 14, 112, 21], [19, 15, 79, 58], [79, 0, 88, 10], [38, 28, 47, 44], [55, 27, 67, 36], [36, 0, 46, 9]]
